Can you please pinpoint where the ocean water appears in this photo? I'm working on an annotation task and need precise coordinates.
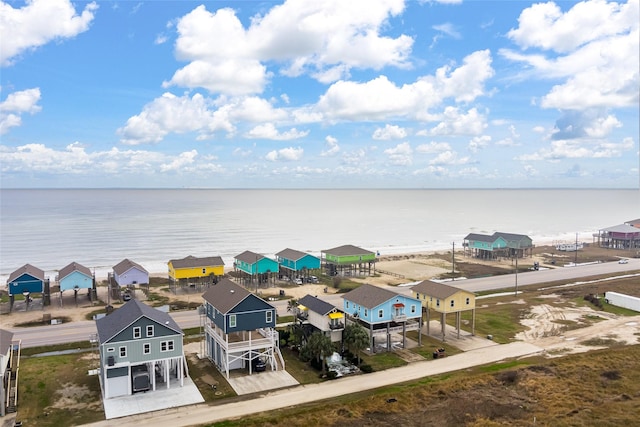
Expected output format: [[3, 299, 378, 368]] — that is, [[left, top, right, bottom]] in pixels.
[[1, 189, 638, 281]]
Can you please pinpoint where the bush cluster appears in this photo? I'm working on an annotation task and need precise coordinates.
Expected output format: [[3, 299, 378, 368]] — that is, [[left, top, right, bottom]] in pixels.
[[583, 294, 603, 309]]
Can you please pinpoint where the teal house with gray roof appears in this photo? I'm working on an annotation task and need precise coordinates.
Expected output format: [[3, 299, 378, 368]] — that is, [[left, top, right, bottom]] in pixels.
[[463, 232, 533, 259], [275, 248, 320, 279]]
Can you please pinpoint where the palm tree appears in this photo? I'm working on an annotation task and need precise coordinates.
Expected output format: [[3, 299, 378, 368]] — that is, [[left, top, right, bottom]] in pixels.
[[343, 323, 369, 366], [286, 298, 298, 313], [305, 332, 334, 373]]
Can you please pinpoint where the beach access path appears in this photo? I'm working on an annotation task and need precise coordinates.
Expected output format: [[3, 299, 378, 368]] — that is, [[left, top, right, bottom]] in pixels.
[[82, 341, 543, 427]]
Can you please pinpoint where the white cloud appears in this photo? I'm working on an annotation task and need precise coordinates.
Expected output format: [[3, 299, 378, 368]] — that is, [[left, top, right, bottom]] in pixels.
[[118, 92, 230, 145], [372, 124, 407, 140], [533, 126, 546, 133], [468, 135, 491, 153], [321, 135, 340, 156], [432, 23, 461, 39], [160, 150, 198, 172], [502, 0, 639, 110], [516, 136, 634, 161], [384, 141, 413, 165], [166, 0, 412, 95], [429, 150, 470, 165], [0, 0, 98, 66], [429, 107, 487, 136], [317, 50, 493, 121], [265, 146, 304, 161], [551, 110, 623, 140], [0, 88, 41, 134], [245, 123, 309, 140], [415, 141, 451, 153]]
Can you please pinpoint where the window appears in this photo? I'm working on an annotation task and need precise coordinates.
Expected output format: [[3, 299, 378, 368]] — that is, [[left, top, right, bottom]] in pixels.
[[466, 297, 470, 305], [146, 325, 154, 337], [161, 340, 174, 352], [378, 309, 384, 318], [450, 300, 455, 307], [266, 310, 273, 323], [346, 301, 350, 309], [143, 343, 151, 354], [411, 305, 416, 314], [202, 268, 206, 274], [436, 299, 440, 307], [364, 309, 368, 317], [133, 327, 141, 339], [107, 347, 114, 353], [119, 346, 126, 357], [416, 292, 420, 299], [229, 314, 237, 328]]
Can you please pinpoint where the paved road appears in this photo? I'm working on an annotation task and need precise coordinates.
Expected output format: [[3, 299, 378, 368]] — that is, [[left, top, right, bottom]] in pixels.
[[9, 259, 639, 348], [82, 341, 543, 427]]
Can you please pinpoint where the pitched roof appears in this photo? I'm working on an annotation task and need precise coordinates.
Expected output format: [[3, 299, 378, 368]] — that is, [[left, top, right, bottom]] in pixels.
[[602, 223, 640, 233], [275, 248, 313, 261], [298, 294, 337, 315], [202, 278, 253, 314], [169, 255, 224, 269], [58, 262, 92, 281], [494, 232, 530, 242], [113, 258, 148, 275], [626, 218, 640, 227], [322, 244, 374, 257], [464, 233, 496, 242], [95, 299, 182, 344], [411, 280, 472, 299], [341, 284, 401, 308], [234, 250, 265, 264], [7, 264, 45, 283], [0, 329, 14, 355]]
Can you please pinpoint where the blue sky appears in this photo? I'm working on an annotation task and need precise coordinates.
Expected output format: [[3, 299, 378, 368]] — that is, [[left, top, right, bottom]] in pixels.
[[1, 0, 638, 188]]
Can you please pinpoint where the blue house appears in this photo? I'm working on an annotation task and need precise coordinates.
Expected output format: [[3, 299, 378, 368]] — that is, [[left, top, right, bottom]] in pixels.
[[112, 259, 149, 287], [342, 284, 422, 352], [202, 278, 282, 378], [7, 264, 45, 296], [275, 248, 320, 279], [233, 250, 280, 287], [57, 262, 94, 293]]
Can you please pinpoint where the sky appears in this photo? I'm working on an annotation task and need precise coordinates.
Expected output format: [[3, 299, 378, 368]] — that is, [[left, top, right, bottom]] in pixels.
[[0, 0, 638, 189]]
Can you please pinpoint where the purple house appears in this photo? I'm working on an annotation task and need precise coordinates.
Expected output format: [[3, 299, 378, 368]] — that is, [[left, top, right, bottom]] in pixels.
[[113, 259, 149, 287]]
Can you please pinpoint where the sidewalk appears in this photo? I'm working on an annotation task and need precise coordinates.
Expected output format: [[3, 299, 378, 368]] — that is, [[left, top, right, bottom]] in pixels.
[[83, 341, 543, 427]]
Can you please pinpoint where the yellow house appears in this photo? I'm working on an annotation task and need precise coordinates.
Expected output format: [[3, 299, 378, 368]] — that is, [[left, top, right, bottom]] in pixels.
[[411, 280, 476, 341], [168, 255, 225, 282]]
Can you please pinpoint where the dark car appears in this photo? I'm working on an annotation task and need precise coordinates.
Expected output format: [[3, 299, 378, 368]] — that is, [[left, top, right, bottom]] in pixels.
[[251, 357, 266, 372]]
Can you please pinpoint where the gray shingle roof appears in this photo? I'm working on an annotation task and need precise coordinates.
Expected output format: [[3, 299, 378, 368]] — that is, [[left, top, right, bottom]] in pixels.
[[0, 329, 14, 355], [7, 264, 45, 283], [322, 245, 374, 257], [275, 248, 308, 261], [341, 284, 401, 308], [201, 278, 252, 314], [234, 250, 265, 264], [602, 223, 640, 233], [298, 294, 338, 315], [411, 280, 472, 299], [113, 258, 148, 275], [169, 255, 224, 269], [464, 233, 495, 242], [95, 299, 182, 344], [58, 262, 92, 281]]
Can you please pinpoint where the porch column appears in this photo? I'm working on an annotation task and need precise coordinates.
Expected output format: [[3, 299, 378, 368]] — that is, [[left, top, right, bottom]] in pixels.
[[472, 308, 476, 336], [152, 362, 156, 391], [456, 311, 461, 339], [402, 321, 406, 349], [165, 360, 170, 389], [441, 312, 446, 342]]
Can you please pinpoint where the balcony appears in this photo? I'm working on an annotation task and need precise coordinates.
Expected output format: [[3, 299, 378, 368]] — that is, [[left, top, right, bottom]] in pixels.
[[392, 313, 407, 322], [296, 312, 309, 322], [329, 321, 344, 331]]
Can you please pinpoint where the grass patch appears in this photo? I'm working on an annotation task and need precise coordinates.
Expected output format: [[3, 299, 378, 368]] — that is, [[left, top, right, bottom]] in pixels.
[[360, 351, 407, 372], [21, 341, 94, 357], [15, 316, 73, 327], [580, 337, 623, 347], [406, 332, 463, 358], [17, 353, 104, 426]]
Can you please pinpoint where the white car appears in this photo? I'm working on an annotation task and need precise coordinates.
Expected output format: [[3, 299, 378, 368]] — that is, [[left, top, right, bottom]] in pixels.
[[618, 258, 629, 264], [294, 277, 303, 285]]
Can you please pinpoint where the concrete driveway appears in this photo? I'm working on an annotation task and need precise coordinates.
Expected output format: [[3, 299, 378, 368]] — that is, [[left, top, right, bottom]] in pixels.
[[226, 370, 299, 395]]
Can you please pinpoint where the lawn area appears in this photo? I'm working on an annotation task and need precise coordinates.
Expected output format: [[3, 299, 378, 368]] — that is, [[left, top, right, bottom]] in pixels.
[[16, 352, 104, 427]]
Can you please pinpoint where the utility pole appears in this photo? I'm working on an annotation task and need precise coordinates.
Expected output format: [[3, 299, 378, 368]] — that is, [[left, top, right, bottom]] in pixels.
[[451, 241, 455, 277]]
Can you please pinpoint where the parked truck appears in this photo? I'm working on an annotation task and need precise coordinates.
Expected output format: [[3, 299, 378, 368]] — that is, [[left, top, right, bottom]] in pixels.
[[131, 364, 150, 393]]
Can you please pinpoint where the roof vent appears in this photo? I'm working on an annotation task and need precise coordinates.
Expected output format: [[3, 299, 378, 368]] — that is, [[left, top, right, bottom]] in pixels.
[[230, 289, 235, 293]]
